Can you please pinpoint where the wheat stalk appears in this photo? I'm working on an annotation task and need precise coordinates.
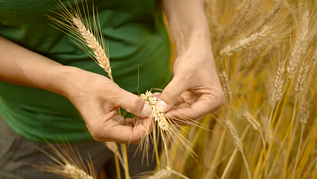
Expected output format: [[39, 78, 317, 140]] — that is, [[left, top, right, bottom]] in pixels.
[[287, 11, 309, 79], [104, 142, 126, 170], [224, 119, 252, 179]]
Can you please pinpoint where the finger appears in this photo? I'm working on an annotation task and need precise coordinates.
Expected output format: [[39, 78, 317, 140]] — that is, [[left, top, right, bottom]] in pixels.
[[116, 90, 152, 117], [167, 93, 224, 120], [108, 118, 153, 144], [156, 76, 188, 113]]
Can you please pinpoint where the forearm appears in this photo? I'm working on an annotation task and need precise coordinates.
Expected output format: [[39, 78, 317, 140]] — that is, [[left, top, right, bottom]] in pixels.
[[161, 0, 211, 55], [0, 35, 79, 97]]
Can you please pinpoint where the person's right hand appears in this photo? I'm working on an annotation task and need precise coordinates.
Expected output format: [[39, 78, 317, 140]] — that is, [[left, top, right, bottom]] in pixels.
[[62, 67, 153, 144]]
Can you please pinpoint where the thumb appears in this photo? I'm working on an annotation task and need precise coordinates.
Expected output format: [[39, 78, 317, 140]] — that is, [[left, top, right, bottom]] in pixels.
[[116, 90, 152, 117], [156, 77, 188, 113]]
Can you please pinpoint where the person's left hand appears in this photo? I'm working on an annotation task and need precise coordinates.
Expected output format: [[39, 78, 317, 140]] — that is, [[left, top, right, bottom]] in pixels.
[[156, 45, 225, 122]]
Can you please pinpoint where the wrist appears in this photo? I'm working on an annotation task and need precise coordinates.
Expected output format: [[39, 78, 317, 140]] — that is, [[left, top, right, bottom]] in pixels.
[[50, 65, 85, 97]]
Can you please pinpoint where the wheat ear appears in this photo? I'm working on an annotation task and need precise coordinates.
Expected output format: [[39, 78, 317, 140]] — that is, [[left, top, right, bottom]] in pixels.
[[147, 166, 189, 179], [104, 142, 126, 170], [62, 164, 94, 179], [72, 17, 113, 81], [295, 60, 310, 98], [224, 119, 252, 179], [271, 59, 286, 107], [219, 71, 232, 102], [220, 28, 267, 57], [287, 11, 309, 79], [299, 98, 310, 126], [242, 111, 260, 131], [252, 6, 281, 33], [225, 119, 243, 152], [140, 91, 169, 130], [312, 48, 317, 68]]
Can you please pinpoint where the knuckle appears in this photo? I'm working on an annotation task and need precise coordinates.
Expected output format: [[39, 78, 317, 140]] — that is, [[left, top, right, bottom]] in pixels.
[[128, 96, 144, 113]]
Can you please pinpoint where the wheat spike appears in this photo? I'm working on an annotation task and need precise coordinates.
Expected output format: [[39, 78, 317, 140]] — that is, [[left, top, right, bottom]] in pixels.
[[287, 11, 309, 79], [252, 6, 281, 33], [240, 34, 277, 71], [147, 167, 172, 179], [225, 119, 243, 152], [220, 28, 267, 57], [140, 91, 169, 130], [313, 48, 317, 68], [61, 164, 94, 179], [299, 99, 309, 126], [72, 17, 113, 81], [272, 59, 286, 107], [295, 60, 310, 98], [147, 166, 189, 179], [219, 71, 232, 102], [242, 111, 260, 131]]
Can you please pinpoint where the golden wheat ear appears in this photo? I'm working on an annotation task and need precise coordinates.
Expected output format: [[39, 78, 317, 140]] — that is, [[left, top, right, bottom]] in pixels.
[[135, 166, 190, 179], [138, 91, 215, 163], [47, 0, 113, 80], [35, 142, 97, 179]]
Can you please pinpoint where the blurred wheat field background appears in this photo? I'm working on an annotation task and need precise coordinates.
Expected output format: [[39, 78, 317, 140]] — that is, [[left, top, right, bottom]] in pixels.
[[163, 0, 317, 178]]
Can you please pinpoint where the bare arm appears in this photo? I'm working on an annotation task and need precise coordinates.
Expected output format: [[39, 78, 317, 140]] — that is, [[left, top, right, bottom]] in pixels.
[[0, 35, 152, 143], [157, 0, 225, 120]]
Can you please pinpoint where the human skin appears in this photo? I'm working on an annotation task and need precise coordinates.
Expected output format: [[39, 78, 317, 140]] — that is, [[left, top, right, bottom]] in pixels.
[[0, 35, 152, 144], [158, 0, 225, 121], [0, 0, 224, 144]]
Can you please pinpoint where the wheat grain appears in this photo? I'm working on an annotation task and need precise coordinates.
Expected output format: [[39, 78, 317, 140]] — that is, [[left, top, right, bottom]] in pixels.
[[287, 11, 309, 79]]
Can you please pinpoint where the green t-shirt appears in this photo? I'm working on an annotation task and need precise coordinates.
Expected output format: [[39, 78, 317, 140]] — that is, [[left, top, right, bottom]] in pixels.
[[0, 0, 172, 143]]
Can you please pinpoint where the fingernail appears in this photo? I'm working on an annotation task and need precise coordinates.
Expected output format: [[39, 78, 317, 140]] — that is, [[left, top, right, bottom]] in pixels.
[[142, 104, 152, 116], [157, 100, 168, 112]]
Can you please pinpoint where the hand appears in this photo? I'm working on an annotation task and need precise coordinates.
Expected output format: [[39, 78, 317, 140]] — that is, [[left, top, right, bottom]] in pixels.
[[156, 45, 225, 122], [64, 67, 153, 144]]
